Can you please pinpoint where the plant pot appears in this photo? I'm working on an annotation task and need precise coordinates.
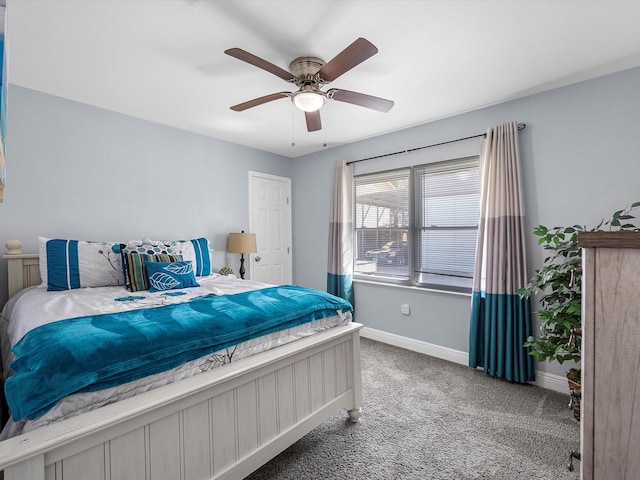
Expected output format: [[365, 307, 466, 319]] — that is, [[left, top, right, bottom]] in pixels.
[[567, 368, 581, 421]]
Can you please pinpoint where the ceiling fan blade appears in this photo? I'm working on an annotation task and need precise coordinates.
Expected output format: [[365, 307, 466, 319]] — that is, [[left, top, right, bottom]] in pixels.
[[328, 89, 394, 113], [305, 110, 322, 132], [317, 38, 378, 82], [225, 48, 296, 82], [230, 92, 290, 111]]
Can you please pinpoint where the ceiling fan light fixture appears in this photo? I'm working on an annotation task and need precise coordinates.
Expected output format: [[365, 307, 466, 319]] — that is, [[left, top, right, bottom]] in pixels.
[[292, 90, 326, 112]]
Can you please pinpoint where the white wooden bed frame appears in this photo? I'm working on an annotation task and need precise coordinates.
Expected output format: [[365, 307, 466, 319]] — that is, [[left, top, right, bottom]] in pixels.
[[0, 245, 363, 480]]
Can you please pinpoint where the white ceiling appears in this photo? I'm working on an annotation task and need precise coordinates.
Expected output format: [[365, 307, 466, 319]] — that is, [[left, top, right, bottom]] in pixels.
[[7, 0, 640, 158]]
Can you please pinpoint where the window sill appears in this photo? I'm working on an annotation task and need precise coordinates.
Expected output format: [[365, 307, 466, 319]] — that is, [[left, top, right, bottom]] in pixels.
[[353, 277, 472, 297]]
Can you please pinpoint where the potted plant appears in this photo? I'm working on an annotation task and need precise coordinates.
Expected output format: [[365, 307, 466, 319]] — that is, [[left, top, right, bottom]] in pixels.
[[218, 266, 235, 276], [519, 201, 640, 420]]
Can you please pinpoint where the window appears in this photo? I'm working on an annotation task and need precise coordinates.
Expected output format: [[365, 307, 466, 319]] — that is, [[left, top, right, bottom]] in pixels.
[[354, 169, 410, 281], [354, 156, 480, 292]]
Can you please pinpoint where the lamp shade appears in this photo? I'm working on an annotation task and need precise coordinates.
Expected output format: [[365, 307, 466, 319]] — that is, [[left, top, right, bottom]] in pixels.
[[227, 232, 257, 254]]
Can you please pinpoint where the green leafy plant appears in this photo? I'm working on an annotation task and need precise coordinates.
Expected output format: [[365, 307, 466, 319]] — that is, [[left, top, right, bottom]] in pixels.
[[218, 266, 234, 276], [519, 201, 640, 364]]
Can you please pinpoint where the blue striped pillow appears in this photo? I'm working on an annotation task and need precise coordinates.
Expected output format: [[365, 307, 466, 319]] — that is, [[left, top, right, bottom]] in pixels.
[[186, 237, 212, 276], [39, 237, 124, 291]]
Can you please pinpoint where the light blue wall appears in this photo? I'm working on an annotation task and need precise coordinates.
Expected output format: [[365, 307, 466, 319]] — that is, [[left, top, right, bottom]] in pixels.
[[3, 68, 640, 377], [0, 85, 293, 305], [291, 66, 640, 377]]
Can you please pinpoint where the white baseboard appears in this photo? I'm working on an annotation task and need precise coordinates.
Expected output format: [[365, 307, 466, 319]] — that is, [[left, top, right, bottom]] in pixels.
[[360, 327, 569, 394], [530, 370, 571, 394]]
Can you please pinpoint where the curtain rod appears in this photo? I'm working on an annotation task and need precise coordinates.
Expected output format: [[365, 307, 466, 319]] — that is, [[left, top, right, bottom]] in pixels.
[[346, 122, 526, 165]]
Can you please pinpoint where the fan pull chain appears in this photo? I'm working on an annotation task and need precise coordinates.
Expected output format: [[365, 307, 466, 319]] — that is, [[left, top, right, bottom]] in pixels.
[[291, 105, 296, 147]]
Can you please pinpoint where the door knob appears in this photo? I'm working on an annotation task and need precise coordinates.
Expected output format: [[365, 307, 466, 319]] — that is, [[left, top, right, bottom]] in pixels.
[[255, 256, 262, 262]]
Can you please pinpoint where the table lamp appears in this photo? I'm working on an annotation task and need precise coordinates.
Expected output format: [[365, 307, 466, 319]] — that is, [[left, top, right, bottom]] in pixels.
[[227, 231, 257, 279]]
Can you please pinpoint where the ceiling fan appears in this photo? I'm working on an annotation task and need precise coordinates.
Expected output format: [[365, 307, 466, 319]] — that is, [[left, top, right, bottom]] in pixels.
[[225, 38, 394, 132]]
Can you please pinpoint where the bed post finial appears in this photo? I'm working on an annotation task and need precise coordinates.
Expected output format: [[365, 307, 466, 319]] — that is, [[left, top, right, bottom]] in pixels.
[[5, 240, 22, 255]]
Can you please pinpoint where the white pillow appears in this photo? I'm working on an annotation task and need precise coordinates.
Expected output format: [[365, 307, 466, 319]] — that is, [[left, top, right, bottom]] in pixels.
[[39, 237, 125, 291]]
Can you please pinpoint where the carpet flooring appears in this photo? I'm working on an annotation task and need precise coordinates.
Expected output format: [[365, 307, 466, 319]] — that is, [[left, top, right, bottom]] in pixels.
[[246, 337, 580, 479]]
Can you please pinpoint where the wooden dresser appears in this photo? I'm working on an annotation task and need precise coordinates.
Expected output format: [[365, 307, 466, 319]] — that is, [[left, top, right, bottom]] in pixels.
[[578, 231, 640, 480]]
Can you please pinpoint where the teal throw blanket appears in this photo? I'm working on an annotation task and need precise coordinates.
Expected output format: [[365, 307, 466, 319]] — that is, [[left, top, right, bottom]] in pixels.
[[6, 286, 353, 421]]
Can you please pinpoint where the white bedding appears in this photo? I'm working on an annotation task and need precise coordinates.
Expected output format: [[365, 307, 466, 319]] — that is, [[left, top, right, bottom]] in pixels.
[[0, 274, 352, 438]]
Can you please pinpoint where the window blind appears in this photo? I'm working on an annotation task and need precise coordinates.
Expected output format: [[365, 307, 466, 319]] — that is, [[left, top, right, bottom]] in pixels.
[[413, 157, 479, 278]]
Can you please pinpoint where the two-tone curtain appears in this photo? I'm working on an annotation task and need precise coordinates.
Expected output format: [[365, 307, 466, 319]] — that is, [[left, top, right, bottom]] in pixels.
[[327, 160, 355, 306], [469, 121, 534, 383]]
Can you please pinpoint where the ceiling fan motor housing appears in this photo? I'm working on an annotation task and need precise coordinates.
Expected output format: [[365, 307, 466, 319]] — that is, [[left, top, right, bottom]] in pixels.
[[289, 57, 326, 77]]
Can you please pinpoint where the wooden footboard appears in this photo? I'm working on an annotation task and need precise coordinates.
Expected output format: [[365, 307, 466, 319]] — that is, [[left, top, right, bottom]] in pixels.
[[0, 322, 362, 480]]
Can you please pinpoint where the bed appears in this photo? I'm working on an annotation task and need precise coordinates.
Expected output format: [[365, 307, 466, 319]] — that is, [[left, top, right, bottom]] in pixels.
[[0, 239, 362, 480]]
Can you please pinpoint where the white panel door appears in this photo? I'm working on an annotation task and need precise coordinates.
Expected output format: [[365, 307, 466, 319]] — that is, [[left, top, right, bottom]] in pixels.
[[249, 171, 292, 284]]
